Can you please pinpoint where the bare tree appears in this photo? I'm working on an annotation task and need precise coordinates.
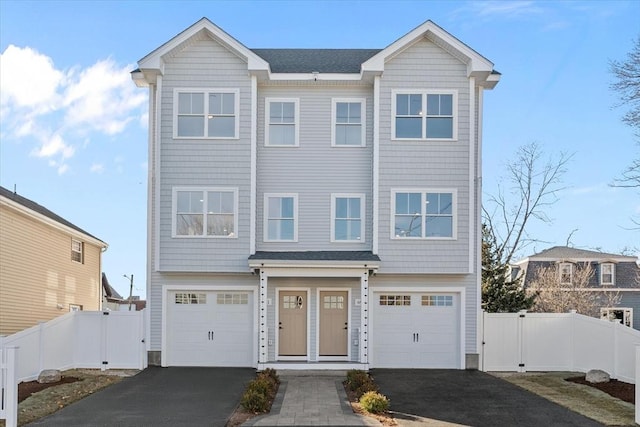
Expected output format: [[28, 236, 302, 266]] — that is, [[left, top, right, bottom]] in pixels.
[[610, 35, 640, 188], [483, 142, 572, 265], [528, 263, 620, 317]]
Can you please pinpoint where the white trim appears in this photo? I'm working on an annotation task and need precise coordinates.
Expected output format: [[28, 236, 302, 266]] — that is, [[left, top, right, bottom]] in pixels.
[[476, 86, 484, 356], [316, 288, 352, 362], [330, 193, 366, 243], [172, 88, 240, 139], [275, 288, 311, 361], [468, 77, 475, 275], [268, 73, 364, 81], [265, 98, 300, 147], [263, 193, 298, 242], [600, 307, 633, 327], [391, 89, 458, 141], [369, 286, 465, 369], [372, 76, 380, 255], [250, 75, 257, 254], [559, 262, 573, 285], [171, 187, 239, 238], [390, 188, 458, 240], [331, 98, 366, 147], [153, 77, 162, 272], [161, 284, 259, 368]]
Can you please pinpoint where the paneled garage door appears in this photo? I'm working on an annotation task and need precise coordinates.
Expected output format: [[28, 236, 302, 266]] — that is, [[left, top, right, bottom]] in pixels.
[[166, 290, 254, 367], [371, 292, 460, 368]]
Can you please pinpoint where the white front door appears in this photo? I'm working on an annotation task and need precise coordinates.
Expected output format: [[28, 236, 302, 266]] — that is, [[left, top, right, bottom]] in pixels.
[[166, 290, 254, 367], [372, 292, 460, 368]]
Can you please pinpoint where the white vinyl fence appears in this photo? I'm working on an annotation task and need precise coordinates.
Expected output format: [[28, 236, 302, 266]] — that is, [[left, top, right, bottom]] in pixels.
[[482, 311, 640, 384], [1, 310, 147, 426]]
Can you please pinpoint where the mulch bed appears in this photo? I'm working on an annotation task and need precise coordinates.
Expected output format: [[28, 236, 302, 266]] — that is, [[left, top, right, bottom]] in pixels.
[[18, 376, 80, 403], [566, 376, 634, 404]]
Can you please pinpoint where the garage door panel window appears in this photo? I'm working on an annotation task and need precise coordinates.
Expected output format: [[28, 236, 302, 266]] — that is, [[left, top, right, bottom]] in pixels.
[[379, 295, 411, 306], [421, 295, 453, 306], [216, 293, 249, 305], [175, 293, 207, 304], [392, 190, 456, 239]]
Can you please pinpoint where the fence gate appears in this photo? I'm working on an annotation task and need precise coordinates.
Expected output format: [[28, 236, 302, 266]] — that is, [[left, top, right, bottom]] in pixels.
[[482, 312, 524, 372]]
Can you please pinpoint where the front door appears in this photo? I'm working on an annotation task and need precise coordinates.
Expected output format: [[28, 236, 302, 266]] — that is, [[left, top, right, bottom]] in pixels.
[[279, 290, 307, 356], [319, 291, 348, 356]]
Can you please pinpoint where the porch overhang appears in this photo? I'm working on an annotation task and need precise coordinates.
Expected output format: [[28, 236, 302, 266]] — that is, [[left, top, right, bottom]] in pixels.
[[248, 251, 380, 273]]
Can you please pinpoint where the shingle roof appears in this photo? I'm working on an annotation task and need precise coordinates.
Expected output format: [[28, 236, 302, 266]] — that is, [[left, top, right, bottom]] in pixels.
[[249, 251, 380, 262], [0, 186, 105, 244], [529, 246, 636, 260], [102, 273, 123, 300], [250, 49, 381, 73]]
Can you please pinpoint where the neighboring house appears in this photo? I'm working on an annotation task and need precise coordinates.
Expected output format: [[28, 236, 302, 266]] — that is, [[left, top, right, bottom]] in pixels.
[[132, 18, 500, 369], [0, 186, 108, 336], [102, 273, 147, 311], [513, 246, 640, 329]]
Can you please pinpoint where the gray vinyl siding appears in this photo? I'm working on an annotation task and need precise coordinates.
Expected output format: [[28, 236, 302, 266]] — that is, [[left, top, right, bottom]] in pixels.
[[157, 36, 252, 272], [148, 272, 257, 351], [377, 38, 472, 274], [256, 84, 373, 251], [266, 277, 361, 362], [618, 293, 640, 331], [369, 274, 476, 356]]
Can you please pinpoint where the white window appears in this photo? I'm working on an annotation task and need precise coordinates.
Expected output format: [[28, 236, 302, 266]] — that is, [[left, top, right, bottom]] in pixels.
[[331, 194, 365, 242], [175, 293, 207, 304], [600, 307, 632, 327], [332, 98, 365, 146], [217, 293, 248, 305], [266, 98, 299, 146], [391, 190, 456, 239], [422, 295, 453, 306], [69, 304, 83, 312], [174, 89, 239, 138], [559, 263, 573, 285], [379, 295, 411, 306], [172, 187, 238, 238], [600, 263, 615, 285], [71, 239, 83, 263], [264, 194, 298, 241], [392, 90, 457, 140]]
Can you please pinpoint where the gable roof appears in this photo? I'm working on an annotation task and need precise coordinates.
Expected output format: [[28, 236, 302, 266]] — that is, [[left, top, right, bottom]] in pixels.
[[0, 186, 106, 246], [251, 49, 381, 73], [102, 273, 123, 300], [133, 18, 499, 87]]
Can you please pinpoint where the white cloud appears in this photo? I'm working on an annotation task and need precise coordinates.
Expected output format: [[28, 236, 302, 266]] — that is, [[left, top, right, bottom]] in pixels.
[[473, 1, 543, 18], [0, 45, 147, 172], [90, 163, 105, 174]]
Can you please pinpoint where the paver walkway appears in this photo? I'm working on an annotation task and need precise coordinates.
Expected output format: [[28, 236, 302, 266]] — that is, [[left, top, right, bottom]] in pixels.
[[245, 375, 380, 426]]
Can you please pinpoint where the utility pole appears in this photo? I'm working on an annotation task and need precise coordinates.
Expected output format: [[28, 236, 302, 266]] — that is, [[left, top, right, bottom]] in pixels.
[[124, 274, 134, 311]]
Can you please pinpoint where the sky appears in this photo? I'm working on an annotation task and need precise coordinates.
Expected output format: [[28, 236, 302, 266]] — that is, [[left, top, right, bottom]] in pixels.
[[1, 0, 639, 298]]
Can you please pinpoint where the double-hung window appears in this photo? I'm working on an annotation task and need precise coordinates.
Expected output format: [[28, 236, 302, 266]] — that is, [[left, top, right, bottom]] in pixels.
[[331, 194, 365, 242], [71, 239, 84, 263], [559, 263, 573, 285], [392, 190, 456, 239], [393, 90, 457, 140], [600, 263, 615, 285], [265, 194, 297, 241], [175, 89, 239, 138], [332, 99, 365, 146], [266, 98, 298, 146], [173, 187, 238, 238]]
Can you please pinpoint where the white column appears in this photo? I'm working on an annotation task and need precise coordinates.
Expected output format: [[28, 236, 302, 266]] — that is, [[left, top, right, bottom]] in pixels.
[[360, 270, 370, 365], [259, 269, 268, 364], [4, 346, 18, 427]]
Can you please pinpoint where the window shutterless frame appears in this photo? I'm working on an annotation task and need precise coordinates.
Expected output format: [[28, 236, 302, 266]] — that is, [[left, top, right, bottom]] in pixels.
[[331, 98, 366, 147], [265, 98, 299, 146], [171, 187, 239, 238], [173, 88, 240, 139], [391, 89, 458, 141], [263, 193, 298, 242], [390, 189, 457, 240], [600, 263, 615, 285], [330, 194, 365, 242]]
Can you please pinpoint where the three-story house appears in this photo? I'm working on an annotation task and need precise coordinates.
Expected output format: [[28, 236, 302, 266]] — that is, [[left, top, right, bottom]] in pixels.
[[133, 18, 499, 369]]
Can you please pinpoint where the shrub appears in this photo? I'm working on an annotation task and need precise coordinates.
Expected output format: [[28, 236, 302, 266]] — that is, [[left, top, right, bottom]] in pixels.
[[240, 371, 279, 413], [359, 391, 390, 414], [261, 368, 280, 384], [345, 370, 378, 398]]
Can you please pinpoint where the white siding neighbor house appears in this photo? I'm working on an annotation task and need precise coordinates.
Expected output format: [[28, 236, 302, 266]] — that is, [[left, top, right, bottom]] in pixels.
[[132, 18, 500, 369]]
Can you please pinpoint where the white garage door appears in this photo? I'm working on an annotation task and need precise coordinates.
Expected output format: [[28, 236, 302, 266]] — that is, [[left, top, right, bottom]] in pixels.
[[372, 293, 460, 368], [166, 290, 254, 367]]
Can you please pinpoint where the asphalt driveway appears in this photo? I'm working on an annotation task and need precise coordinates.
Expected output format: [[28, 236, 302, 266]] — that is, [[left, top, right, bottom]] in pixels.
[[27, 367, 255, 427], [371, 369, 604, 427]]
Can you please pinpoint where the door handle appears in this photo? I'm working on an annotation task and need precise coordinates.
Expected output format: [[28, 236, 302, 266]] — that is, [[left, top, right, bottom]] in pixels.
[[279, 321, 283, 330], [416, 332, 419, 342], [344, 322, 348, 330]]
